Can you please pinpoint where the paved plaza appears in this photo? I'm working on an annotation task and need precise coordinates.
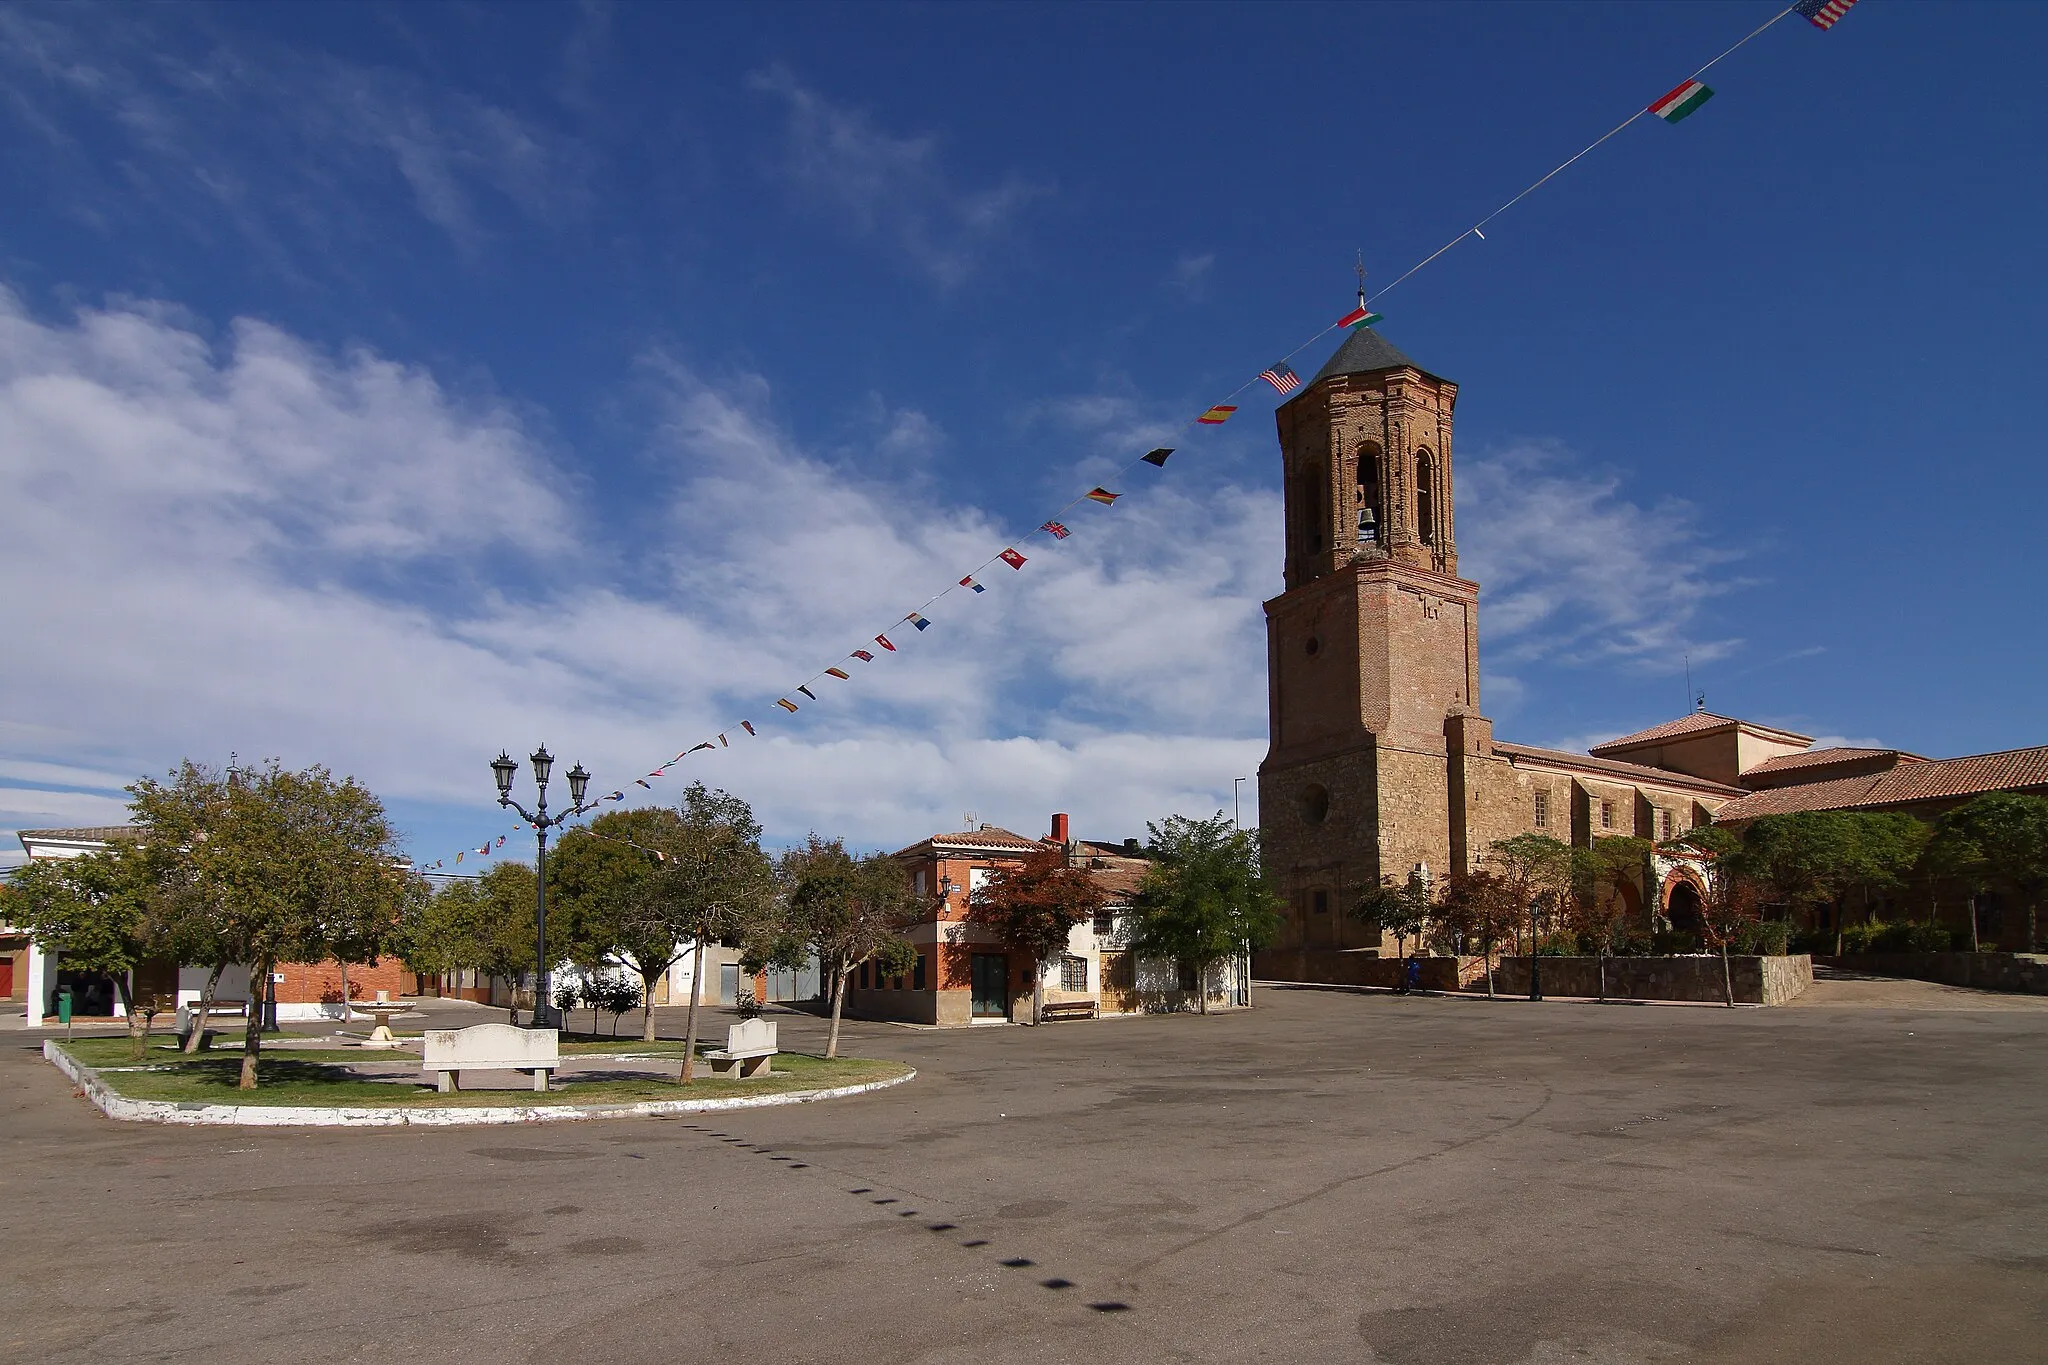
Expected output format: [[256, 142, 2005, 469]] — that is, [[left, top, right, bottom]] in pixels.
[[5, 974, 2047, 1364]]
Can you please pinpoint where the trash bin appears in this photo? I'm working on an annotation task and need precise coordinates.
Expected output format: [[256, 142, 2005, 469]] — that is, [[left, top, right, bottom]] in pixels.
[[56, 986, 73, 1026]]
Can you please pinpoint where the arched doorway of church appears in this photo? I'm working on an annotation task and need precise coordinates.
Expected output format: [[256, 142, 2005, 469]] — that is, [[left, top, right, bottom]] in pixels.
[[1666, 879, 1705, 939]]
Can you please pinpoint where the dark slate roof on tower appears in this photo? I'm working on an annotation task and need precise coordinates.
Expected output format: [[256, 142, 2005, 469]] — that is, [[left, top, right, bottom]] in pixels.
[[1310, 326, 1426, 384]]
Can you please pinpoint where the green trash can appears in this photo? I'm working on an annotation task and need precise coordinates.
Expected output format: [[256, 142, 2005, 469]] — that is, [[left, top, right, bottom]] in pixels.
[[56, 986, 73, 1026]]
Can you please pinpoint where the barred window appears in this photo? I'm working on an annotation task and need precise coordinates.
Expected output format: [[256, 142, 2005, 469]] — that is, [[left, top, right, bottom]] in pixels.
[[1659, 808, 1675, 840], [1534, 792, 1550, 829], [1093, 910, 1115, 937], [1060, 955, 1087, 992], [1600, 799, 1614, 830]]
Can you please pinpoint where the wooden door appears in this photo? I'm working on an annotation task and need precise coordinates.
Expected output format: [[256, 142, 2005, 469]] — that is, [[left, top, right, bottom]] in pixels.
[[1099, 951, 1137, 1014]]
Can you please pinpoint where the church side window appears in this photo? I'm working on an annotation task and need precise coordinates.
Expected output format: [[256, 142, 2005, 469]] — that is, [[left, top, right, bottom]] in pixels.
[[1416, 450, 1437, 547], [1600, 799, 1614, 830], [1659, 808, 1674, 840], [1357, 442, 1382, 546], [1533, 791, 1550, 829]]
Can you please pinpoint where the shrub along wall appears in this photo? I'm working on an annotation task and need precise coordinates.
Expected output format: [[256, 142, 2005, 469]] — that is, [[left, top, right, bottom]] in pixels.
[[1819, 952, 2048, 996], [1486, 955, 1813, 1006]]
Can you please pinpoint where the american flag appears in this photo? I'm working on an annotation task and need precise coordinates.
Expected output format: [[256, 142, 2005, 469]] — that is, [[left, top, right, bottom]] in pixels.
[[1794, 0, 1856, 28], [1259, 362, 1302, 395], [1041, 521, 1070, 539]]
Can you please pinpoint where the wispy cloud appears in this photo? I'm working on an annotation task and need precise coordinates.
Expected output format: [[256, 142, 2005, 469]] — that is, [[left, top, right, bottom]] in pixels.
[[1170, 251, 1216, 299], [1459, 440, 1746, 673], [746, 65, 1052, 287]]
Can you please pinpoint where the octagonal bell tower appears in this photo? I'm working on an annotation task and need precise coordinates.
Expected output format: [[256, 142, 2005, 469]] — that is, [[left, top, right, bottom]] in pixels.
[[1257, 326, 1491, 952]]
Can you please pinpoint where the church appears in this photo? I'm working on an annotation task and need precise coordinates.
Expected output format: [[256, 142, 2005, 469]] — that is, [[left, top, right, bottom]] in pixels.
[[1253, 324, 2048, 957]]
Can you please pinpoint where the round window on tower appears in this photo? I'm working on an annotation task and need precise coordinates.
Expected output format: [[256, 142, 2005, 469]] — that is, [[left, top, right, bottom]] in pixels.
[[1299, 783, 1330, 825], [1305, 635, 1321, 657]]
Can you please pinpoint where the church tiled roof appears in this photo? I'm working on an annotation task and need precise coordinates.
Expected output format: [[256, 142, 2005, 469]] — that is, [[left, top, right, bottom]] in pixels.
[[1310, 326, 1428, 384], [1493, 742, 1748, 797], [1743, 746, 1914, 775], [1713, 744, 2048, 822], [1591, 711, 1744, 751]]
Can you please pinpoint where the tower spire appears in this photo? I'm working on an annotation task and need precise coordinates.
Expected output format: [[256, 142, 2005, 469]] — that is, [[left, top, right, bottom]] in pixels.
[[1354, 249, 1367, 308]]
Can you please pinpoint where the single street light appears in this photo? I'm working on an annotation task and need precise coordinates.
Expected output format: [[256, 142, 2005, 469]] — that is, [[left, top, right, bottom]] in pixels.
[[491, 744, 599, 1031], [1528, 898, 1544, 1003]]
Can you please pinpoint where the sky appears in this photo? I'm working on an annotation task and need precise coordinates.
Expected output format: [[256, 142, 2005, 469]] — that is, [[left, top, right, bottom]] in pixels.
[[2, 0, 2042, 870]]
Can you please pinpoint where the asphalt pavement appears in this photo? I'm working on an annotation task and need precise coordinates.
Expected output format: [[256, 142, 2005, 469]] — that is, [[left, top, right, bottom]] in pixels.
[[4, 976, 2045, 1364]]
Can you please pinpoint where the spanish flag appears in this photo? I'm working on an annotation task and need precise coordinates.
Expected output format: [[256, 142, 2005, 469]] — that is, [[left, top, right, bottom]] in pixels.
[[1198, 405, 1236, 425], [777, 698, 799, 712], [826, 667, 851, 680]]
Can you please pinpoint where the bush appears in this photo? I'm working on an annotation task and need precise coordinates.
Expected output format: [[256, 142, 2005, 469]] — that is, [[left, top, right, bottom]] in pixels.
[[1839, 921, 1885, 954], [1653, 930, 1702, 955], [1533, 930, 1582, 957], [734, 987, 762, 1020], [1734, 921, 1792, 956]]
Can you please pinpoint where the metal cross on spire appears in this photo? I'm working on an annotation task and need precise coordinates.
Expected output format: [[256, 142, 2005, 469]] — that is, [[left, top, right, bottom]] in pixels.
[[1355, 249, 1367, 306]]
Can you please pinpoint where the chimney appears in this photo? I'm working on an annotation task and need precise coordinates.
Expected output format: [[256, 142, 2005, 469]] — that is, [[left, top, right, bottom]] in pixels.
[[1050, 812, 1070, 845]]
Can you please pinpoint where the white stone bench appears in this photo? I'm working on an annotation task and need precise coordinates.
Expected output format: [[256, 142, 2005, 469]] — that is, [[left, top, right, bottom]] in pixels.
[[176, 999, 249, 1043], [422, 1023, 561, 1093], [704, 1018, 777, 1079]]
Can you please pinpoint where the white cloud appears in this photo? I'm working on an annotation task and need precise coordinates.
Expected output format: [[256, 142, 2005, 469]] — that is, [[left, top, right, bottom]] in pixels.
[[0, 292, 1268, 867], [1458, 440, 1745, 672], [746, 65, 1052, 286], [1170, 252, 1216, 299]]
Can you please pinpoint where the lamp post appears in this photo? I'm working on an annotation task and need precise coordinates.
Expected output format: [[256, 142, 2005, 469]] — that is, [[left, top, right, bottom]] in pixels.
[[491, 745, 594, 1030], [1527, 898, 1544, 1002]]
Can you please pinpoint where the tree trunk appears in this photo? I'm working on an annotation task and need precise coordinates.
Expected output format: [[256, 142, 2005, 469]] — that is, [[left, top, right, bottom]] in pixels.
[[1720, 943, 1735, 1008], [184, 964, 225, 1054], [1597, 950, 1608, 1003], [642, 969, 659, 1043], [239, 960, 268, 1089], [680, 937, 708, 1083], [1031, 956, 1044, 1026], [1968, 897, 1979, 952], [338, 959, 350, 1029], [2028, 900, 2039, 954], [825, 957, 848, 1059], [1485, 943, 1496, 999], [118, 975, 143, 1061], [1198, 961, 1209, 1015]]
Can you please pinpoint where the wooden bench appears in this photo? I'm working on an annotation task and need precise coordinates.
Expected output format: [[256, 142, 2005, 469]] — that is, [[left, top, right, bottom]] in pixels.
[[704, 1019, 777, 1079], [422, 1023, 561, 1093], [1039, 999, 1098, 1022]]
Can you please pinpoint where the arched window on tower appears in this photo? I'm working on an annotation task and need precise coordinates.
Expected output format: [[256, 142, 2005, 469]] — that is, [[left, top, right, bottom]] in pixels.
[[1303, 463, 1325, 555], [1415, 449, 1437, 547], [1356, 442, 1381, 547]]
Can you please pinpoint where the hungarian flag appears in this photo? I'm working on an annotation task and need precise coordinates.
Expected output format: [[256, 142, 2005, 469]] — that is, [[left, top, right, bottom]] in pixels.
[[1000, 547, 1027, 569], [1794, 0, 1856, 28], [1086, 487, 1119, 504], [1142, 447, 1173, 467], [826, 666, 851, 679], [741, 720, 756, 735], [1338, 303, 1383, 329], [777, 698, 799, 712], [960, 576, 985, 593], [1648, 79, 1714, 123], [851, 649, 875, 662], [1198, 405, 1237, 425]]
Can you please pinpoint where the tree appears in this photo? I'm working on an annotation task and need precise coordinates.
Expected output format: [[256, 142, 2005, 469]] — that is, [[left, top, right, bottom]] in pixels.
[[1440, 869, 1518, 998], [547, 806, 702, 1044], [1571, 836, 1651, 1000], [782, 836, 919, 1058], [968, 845, 1109, 1023], [1699, 868, 1765, 1007], [127, 759, 413, 1089], [1350, 869, 1431, 966], [1127, 814, 1284, 1015], [10, 852, 153, 1057], [397, 864, 538, 1023], [1927, 794, 2048, 952], [1486, 833, 1575, 957]]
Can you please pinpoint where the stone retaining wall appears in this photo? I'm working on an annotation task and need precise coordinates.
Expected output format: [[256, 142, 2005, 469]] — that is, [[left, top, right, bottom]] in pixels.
[[1253, 949, 1462, 992], [1820, 952, 2048, 996], [1486, 955, 1812, 1006]]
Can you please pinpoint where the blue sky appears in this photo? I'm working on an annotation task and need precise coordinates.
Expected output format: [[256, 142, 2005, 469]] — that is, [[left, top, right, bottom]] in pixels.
[[3, 0, 2041, 868]]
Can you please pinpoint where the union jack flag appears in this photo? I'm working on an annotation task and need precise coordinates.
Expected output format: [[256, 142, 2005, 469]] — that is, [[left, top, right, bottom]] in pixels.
[[1794, 0, 1856, 28], [1042, 521, 1070, 540], [1259, 362, 1301, 395]]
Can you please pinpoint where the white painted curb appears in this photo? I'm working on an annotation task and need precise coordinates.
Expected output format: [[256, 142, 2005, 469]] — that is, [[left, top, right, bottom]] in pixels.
[[44, 1040, 914, 1128]]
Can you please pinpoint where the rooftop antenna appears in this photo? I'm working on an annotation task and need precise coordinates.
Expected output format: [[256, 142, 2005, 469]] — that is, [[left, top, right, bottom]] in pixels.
[[1355, 249, 1368, 309], [962, 810, 977, 832]]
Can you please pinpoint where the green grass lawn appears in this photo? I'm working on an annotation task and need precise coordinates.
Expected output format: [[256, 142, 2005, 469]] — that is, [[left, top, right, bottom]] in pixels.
[[54, 1037, 908, 1108]]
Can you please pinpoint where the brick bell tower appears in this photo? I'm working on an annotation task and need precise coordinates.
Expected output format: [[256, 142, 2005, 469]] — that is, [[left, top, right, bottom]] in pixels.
[[1257, 325, 1490, 952]]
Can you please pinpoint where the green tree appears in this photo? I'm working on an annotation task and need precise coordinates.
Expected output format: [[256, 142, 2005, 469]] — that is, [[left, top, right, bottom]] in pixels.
[[1699, 867, 1765, 1007], [123, 760, 412, 1088], [782, 836, 918, 1058], [1349, 869, 1431, 965], [1440, 868, 1517, 998], [1485, 833, 1575, 957], [10, 852, 154, 1056], [1127, 814, 1284, 1015], [1571, 836, 1651, 1000], [399, 865, 538, 1023], [968, 845, 1109, 1024], [1927, 793, 2048, 952], [547, 806, 701, 1043]]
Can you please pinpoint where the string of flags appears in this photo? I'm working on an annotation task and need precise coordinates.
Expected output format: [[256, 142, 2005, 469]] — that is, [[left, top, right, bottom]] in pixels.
[[418, 0, 1865, 875]]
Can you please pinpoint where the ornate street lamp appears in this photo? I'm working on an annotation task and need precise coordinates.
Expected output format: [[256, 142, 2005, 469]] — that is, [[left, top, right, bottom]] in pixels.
[[1528, 898, 1544, 1003], [490, 744, 597, 1030]]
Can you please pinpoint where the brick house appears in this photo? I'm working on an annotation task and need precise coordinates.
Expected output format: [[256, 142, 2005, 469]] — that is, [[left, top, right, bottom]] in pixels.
[[846, 813, 1247, 1027]]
